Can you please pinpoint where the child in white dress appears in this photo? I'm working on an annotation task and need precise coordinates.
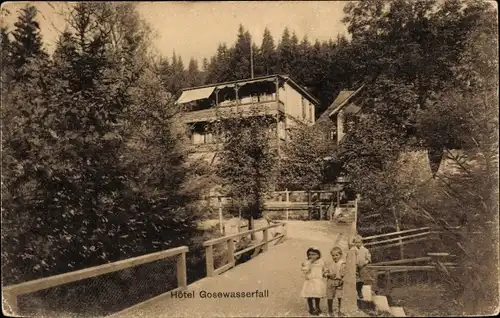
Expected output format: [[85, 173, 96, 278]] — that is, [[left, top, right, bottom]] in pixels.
[[301, 246, 327, 315]]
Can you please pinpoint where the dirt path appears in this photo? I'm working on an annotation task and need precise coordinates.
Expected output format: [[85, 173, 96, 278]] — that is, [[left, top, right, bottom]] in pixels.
[[110, 221, 353, 317]]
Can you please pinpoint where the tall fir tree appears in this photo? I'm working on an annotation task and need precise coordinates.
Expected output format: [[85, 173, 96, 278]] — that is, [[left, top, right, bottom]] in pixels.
[[187, 57, 202, 87], [277, 27, 293, 74], [295, 35, 312, 85], [229, 24, 252, 80], [9, 5, 48, 81], [259, 27, 277, 76], [206, 43, 232, 83]]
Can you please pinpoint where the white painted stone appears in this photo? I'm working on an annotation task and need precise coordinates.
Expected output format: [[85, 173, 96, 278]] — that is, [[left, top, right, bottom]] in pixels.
[[372, 295, 391, 313], [390, 306, 406, 317], [361, 285, 372, 302]]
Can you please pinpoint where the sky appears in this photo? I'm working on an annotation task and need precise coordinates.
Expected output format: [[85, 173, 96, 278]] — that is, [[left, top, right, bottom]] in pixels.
[[1, 1, 350, 63]]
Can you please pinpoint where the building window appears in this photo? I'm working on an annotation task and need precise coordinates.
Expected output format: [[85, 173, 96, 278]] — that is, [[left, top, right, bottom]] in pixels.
[[192, 131, 215, 145], [192, 132, 204, 145], [329, 130, 336, 140], [205, 132, 213, 144], [309, 104, 313, 122]]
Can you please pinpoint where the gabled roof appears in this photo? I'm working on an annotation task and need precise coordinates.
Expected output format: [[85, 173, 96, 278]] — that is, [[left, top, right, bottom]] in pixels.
[[315, 90, 356, 125], [328, 85, 365, 118], [177, 74, 319, 105]]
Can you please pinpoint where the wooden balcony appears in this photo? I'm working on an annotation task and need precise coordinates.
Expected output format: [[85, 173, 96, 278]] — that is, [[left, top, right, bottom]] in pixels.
[[181, 100, 284, 124]]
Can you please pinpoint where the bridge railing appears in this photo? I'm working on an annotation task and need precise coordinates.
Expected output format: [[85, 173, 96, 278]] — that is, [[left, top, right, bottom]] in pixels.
[[366, 253, 457, 293], [2, 246, 189, 315], [362, 227, 433, 250], [203, 222, 287, 277]]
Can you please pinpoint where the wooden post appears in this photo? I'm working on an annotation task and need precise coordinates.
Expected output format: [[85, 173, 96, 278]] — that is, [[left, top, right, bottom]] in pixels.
[[263, 228, 269, 251], [308, 190, 312, 220], [3, 292, 18, 316], [285, 189, 289, 221], [177, 252, 187, 288], [276, 114, 281, 157], [227, 239, 235, 264], [329, 195, 334, 220], [275, 76, 280, 103], [218, 196, 224, 234], [343, 247, 358, 313], [385, 270, 392, 294], [392, 206, 406, 283], [206, 245, 214, 277], [353, 195, 359, 236], [235, 84, 240, 105]]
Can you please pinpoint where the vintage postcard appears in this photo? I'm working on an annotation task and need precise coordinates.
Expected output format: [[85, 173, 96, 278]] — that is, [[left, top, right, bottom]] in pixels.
[[1, 1, 499, 317]]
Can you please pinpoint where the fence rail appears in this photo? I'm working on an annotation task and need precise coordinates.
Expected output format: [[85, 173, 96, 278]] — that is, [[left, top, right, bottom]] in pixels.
[[362, 227, 430, 241], [362, 227, 436, 250], [203, 222, 287, 277], [367, 252, 457, 294], [2, 246, 189, 315]]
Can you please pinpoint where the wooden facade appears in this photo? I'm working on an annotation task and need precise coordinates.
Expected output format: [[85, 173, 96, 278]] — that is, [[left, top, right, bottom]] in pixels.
[[176, 75, 319, 164]]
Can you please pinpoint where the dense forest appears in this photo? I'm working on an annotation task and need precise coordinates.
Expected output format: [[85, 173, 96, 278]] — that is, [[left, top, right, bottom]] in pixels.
[[1, 1, 498, 316]]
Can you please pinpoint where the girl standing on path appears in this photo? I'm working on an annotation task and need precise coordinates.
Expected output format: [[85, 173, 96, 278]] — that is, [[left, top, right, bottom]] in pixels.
[[301, 246, 327, 315], [324, 246, 346, 316]]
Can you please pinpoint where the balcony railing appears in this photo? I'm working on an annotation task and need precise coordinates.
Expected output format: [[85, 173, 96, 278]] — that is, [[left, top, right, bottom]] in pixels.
[[189, 142, 224, 153], [182, 100, 284, 124]]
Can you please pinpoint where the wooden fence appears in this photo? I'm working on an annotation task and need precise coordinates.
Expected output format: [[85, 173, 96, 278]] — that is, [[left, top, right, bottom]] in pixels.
[[367, 252, 457, 293], [362, 227, 435, 250], [203, 222, 287, 277], [2, 246, 189, 316], [207, 189, 349, 221]]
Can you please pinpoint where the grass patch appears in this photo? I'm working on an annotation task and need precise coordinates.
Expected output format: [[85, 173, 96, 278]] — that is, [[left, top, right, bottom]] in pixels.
[[389, 283, 461, 316]]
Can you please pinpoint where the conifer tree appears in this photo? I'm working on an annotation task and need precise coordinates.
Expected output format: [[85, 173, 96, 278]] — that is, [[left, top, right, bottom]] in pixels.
[[206, 43, 232, 83], [229, 24, 252, 80], [9, 5, 47, 81], [187, 57, 202, 87], [277, 27, 293, 74]]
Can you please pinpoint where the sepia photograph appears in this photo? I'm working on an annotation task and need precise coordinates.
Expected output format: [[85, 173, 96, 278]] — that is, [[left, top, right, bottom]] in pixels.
[[1, 1, 499, 317]]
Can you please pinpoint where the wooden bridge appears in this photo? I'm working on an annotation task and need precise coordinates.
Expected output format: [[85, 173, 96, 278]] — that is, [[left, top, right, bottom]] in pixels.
[[3, 216, 366, 317], [3, 199, 452, 317]]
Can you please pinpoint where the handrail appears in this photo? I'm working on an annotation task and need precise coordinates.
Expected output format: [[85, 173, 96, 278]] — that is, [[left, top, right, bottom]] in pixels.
[[3, 246, 189, 315], [363, 231, 431, 247], [203, 222, 287, 277], [362, 227, 430, 241], [371, 257, 431, 266], [367, 265, 436, 270], [203, 222, 284, 246]]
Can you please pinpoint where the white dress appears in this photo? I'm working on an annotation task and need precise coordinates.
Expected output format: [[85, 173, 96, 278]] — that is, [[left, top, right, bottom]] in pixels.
[[300, 258, 327, 298]]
